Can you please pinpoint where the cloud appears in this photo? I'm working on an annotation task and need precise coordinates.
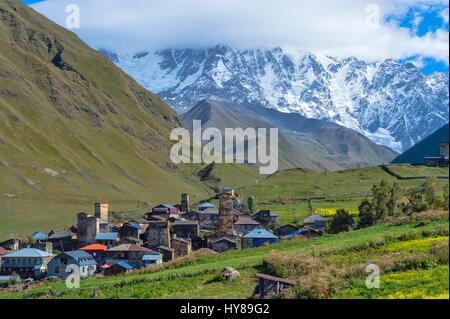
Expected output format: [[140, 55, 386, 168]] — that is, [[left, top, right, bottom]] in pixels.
[[30, 0, 449, 65]]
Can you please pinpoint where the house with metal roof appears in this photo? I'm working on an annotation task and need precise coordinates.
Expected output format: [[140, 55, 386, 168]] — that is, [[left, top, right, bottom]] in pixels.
[[31, 232, 48, 242], [273, 224, 298, 237], [79, 244, 108, 261], [47, 251, 97, 279], [104, 261, 134, 276], [0, 248, 55, 279], [95, 232, 119, 247], [252, 210, 279, 225], [242, 229, 278, 249], [142, 253, 162, 267], [303, 214, 327, 230], [151, 204, 180, 218], [105, 244, 161, 268], [234, 217, 261, 236], [198, 202, 216, 212], [198, 207, 219, 229]]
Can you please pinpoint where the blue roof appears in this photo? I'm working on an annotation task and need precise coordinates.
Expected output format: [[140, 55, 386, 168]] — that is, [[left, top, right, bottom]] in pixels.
[[128, 224, 142, 229], [253, 211, 279, 217], [283, 229, 305, 239], [2, 248, 54, 258], [63, 251, 97, 266], [243, 229, 278, 239], [116, 262, 133, 269], [95, 232, 118, 240], [162, 204, 177, 209], [31, 232, 48, 241], [199, 203, 215, 208]]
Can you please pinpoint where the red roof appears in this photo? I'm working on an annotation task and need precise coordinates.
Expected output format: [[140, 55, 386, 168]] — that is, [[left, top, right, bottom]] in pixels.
[[232, 210, 243, 216], [79, 244, 108, 251], [0, 247, 12, 256], [107, 244, 159, 254]]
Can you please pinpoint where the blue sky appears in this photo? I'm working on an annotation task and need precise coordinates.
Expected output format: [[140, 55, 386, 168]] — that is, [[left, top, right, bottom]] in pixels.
[[21, 0, 448, 74]]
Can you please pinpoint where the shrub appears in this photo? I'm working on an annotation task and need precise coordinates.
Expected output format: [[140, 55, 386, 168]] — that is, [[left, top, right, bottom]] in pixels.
[[328, 209, 354, 234]]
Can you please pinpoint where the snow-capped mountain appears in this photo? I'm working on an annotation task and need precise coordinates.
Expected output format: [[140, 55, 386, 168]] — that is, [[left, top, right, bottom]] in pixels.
[[106, 45, 449, 153]]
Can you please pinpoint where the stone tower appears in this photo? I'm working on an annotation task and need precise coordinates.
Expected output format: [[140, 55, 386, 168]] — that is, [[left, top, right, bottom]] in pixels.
[[440, 142, 449, 158], [217, 193, 234, 234], [181, 194, 189, 213], [146, 221, 170, 249], [94, 203, 109, 222], [77, 213, 99, 244]]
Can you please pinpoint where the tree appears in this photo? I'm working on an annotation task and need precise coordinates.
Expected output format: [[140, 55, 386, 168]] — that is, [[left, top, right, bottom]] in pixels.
[[387, 182, 403, 217], [358, 199, 376, 228], [328, 209, 354, 234], [403, 189, 427, 213], [371, 180, 390, 220], [247, 196, 256, 213], [443, 184, 449, 211], [423, 177, 439, 209]]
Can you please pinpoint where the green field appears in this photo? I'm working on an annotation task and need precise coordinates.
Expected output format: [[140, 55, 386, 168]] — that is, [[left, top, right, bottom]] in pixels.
[[257, 202, 311, 225], [1, 211, 448, 299], [239, 166, 449, 202], [1, 164, 448, 241], [386, 164, 449, 178]]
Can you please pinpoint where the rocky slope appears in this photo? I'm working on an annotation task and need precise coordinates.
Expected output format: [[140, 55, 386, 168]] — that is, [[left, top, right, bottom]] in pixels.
[[181, 98, 397, 171]]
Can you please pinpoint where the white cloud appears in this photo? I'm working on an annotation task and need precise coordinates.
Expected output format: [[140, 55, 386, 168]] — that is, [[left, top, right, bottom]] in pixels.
[[30, 0, 449, 65]]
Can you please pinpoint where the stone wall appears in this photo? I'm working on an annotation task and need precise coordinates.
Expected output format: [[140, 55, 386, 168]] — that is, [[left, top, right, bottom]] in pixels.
[[146, 221, 170, 249]]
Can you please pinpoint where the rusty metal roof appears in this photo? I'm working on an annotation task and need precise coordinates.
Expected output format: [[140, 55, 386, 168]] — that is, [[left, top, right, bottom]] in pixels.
[[255, 273, 297, 285]]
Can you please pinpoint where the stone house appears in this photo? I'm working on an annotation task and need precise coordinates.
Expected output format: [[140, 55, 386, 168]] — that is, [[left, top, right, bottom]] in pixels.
[[155, 246, 175, 262], [198, 207, 219, 229], [171, 237, 191, 258], [105, 244, 161, 268], [0, 239, 20, 251], [273, 225, 298, 237], [47, 230, 78, 251], [95, 232, 119, 247], [146, 220, 170, 249], [77, 212, 99, 244], [104, 262, 133, 276], [303, 214, 327, 230], [119, 223, 143, 240], [252, 210, 279, 225], [171, 221, 199, 241], [210, 237, 237, 253], [234, 217, 261, 236], [47, 251, 97, 279]]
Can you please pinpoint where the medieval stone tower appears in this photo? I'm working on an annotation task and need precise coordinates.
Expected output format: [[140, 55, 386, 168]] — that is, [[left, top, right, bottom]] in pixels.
[[146, 221, 170, 249], [94, 203, 109, 222], [77, 213, 99, 244], [217, 192, 234, 234], [181, 194, 189, 213]]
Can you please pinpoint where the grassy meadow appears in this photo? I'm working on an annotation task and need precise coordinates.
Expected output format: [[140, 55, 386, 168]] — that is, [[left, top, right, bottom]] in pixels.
[[1, 211, 448, 299]]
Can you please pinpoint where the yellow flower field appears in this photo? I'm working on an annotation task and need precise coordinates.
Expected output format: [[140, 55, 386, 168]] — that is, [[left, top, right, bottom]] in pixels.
[[315, 208, 359, 216], [384, 236, 449, 253]]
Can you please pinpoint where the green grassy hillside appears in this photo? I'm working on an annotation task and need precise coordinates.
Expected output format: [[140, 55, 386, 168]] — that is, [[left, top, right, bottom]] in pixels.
[[0, 1, 251, 239], [238, 165, 449, 202], [1, 211, 447, 299]]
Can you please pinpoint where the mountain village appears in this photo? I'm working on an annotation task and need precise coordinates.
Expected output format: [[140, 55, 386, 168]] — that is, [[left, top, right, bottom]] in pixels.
[[0, 187, 324, 294]]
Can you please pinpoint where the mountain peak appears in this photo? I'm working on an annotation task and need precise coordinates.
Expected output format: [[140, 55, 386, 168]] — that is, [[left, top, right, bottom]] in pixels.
[[108, 46, 448, 153]]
